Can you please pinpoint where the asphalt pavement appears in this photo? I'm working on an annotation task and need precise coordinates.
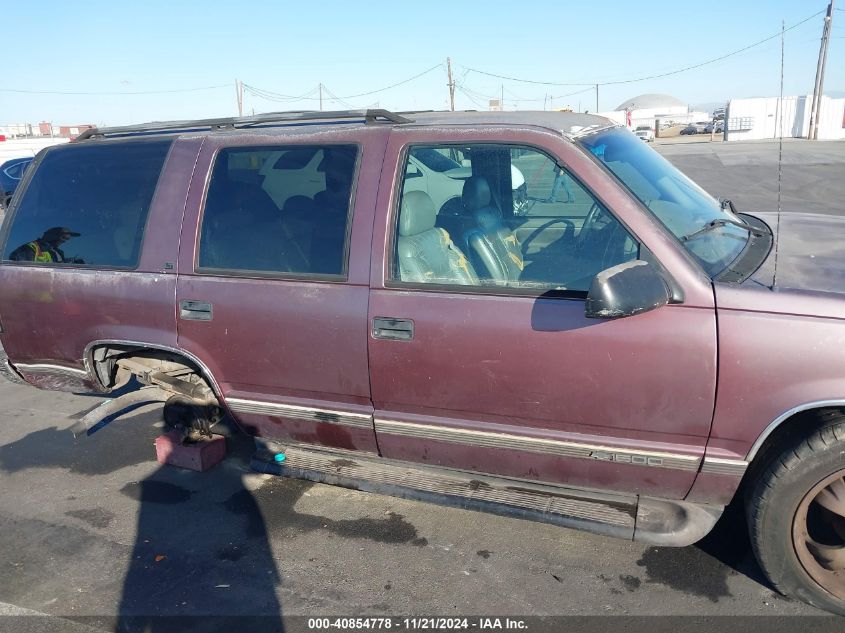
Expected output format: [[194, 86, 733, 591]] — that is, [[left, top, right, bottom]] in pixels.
[[655, 138, 845, 217], [1, 140, 844, 631]]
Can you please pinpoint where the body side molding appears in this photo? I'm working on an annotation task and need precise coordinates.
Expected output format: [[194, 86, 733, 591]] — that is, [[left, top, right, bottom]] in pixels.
[[375, 418, 702, 471]]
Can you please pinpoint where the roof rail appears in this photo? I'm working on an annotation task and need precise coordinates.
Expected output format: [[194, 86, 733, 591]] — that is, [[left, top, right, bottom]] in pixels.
[[75, 109, 413, 141]]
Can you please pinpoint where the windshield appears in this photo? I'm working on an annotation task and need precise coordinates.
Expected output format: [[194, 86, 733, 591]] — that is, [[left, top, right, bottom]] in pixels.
[[579, 127, 749, 276]]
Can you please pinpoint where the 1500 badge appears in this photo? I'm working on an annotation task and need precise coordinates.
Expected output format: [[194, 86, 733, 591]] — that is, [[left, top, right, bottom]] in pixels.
[[590, 450, 664, 467]]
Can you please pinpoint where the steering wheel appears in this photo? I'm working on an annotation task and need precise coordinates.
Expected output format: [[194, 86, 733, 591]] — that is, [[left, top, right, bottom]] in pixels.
[[574, 203, 635, 276], [575, 203, 604, 252]]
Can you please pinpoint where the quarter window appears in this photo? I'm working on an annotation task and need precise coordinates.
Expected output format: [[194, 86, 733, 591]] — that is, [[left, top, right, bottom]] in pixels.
[[198, 145, 357, 276], [392, 144, 638, 292], [2, 139, 172, 268]]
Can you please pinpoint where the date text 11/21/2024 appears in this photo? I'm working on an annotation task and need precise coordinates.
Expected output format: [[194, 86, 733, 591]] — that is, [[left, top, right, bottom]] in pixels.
[[306, 617, 528, 630]]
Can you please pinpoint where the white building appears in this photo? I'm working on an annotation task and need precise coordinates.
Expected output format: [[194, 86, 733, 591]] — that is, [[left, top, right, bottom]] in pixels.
[[0, 123, 35, 138], [725, 95, 845, 141], [609, 93, 711, 129]]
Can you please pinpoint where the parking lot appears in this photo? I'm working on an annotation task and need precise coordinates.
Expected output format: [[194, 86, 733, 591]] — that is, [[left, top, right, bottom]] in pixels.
[[1, 139, 844, 631]]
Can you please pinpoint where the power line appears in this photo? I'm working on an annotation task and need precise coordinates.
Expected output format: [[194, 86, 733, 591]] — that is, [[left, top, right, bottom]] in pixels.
[[0, 84, 230, 95], [454, 83, 488, 109], [320, 84, 359, 109], [243, 84, 321, 102], [244, 63, 444, 105], [462, 9, 826, 87], [340, 63, 443, 98], [458, 81, 598, 104], [551, 86, 596, 100]]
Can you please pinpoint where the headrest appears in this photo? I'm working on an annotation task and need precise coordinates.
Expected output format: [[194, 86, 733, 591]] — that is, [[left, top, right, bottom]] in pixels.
[[462, 176, 492, 212], [399, 191, 437, 237]]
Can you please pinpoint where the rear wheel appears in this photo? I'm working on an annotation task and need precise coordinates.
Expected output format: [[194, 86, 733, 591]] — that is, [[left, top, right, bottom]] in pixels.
[[747, 414, 845, 614]]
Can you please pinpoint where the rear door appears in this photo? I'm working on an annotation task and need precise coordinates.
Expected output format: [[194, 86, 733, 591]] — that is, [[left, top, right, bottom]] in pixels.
[[175, 127, 389, 453], [367, 127, 717, 498], [0, 138, 188, 391]]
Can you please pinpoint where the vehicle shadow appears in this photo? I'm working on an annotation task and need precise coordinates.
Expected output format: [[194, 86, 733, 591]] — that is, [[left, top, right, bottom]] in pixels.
[[694, 498, 772, 589], [632, 497, 777, 604], [114, 407, 285, 633]]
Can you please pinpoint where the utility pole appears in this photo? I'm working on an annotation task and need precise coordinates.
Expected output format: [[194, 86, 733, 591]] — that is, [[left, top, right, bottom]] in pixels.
[[813, 0, 835, 139], [808, 1, 835, 139], [319, 83, 323, 111], [501, 84, 504, 111], [595, 84, 599, 112], [446, 57, 455, 111], [235, 79, 243, 117]]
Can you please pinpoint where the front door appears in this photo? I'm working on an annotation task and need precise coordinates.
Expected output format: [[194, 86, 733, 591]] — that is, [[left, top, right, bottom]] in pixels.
[[367, 130, 717, 498], [176, 131, 387, 453]]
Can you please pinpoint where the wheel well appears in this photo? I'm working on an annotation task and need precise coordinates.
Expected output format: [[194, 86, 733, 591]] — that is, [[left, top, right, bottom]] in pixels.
[[743, 406, 845, 492], [87, 343, 220, 403]]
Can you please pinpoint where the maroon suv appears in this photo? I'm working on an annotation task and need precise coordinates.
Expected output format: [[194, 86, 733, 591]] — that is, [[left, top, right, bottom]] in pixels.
[[1, 110, 844, 614]]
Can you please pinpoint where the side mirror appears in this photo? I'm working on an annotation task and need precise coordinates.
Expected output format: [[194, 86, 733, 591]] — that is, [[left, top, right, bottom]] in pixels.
[[585, 260, 670, 319], [405, 164, 422, 179]]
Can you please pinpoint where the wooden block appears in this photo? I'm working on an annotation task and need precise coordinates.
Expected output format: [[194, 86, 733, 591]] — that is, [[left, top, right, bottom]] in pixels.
[[155, 430, 226, 472]]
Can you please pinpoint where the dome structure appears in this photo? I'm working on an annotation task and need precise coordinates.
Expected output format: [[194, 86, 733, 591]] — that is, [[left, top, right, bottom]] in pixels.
[[615, 94, 686, 111], [609, 93, 699, 130]]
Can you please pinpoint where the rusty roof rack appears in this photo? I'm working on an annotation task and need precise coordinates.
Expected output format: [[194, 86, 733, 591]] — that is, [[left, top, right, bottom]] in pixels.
[[75, 109, 413, 141]]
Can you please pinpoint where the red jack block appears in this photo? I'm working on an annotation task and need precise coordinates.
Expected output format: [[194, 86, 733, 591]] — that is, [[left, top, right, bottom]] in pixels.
[[155, 430, 226, 472]]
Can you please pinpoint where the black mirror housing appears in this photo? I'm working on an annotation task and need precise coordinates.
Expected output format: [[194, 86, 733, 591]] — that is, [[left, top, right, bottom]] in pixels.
[[585, 260, 670, 319]]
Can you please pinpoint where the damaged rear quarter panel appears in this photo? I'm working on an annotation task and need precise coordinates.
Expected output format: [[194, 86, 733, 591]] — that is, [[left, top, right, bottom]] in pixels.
[[0, 138, 203, 386]]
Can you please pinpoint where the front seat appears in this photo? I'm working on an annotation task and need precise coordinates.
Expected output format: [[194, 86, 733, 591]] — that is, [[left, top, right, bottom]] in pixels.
[[461, 176, 524, 283], [397, 191, 477, 285]]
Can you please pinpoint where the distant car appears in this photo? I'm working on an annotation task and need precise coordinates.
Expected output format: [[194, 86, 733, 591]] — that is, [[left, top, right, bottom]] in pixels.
[[704, 123, 724, 134], [680, 125, 698, 135], [0, 157, 33, 209], [633, 127, 654, 142], [402, 146, 528, 216]]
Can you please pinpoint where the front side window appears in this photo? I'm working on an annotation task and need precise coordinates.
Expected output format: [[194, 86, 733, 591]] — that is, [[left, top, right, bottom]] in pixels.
[[198, 144, 357, 277], [391, 143, 638, 293], [2, 139, 171, 268]]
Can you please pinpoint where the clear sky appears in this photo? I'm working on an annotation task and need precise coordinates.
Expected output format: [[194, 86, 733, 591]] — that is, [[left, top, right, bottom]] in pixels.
[[1, 0, 842, 125]]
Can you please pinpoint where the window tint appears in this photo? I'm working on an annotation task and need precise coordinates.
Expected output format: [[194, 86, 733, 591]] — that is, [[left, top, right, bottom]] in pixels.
[[393, 144, 638, 293], [198, 145, 357, 276], [2, 139, 171, 267]]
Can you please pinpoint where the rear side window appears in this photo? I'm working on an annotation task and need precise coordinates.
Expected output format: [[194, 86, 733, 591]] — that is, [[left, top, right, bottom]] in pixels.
[[2, 139, 172, 268], [198, 144, 358, 277]]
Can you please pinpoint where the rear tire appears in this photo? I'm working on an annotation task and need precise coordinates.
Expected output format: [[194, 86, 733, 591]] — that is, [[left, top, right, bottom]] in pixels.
[[747, 412, 845, 614]]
